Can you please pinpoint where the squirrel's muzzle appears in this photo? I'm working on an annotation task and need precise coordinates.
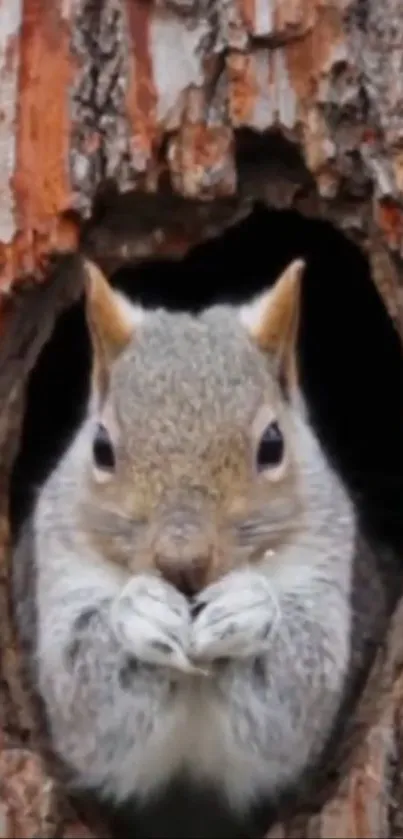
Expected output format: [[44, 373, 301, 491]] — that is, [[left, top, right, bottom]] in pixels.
[[154, 552, 211, 596], [150, 505, 216, 596]]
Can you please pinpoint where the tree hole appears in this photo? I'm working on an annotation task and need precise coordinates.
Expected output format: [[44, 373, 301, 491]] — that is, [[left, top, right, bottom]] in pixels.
[[10, 204, 403, 554]]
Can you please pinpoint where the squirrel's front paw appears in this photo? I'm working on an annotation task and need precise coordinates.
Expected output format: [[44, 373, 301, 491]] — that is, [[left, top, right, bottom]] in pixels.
[[190, 570, 280, 662], [111, 574, 194, 673]]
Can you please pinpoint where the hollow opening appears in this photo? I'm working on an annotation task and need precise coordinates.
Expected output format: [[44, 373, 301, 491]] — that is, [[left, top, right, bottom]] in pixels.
[[10, 203, 403, 554]]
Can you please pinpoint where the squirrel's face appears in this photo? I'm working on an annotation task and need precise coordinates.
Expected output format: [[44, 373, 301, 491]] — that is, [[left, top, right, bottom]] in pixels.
[[82, 259, 305, 595]]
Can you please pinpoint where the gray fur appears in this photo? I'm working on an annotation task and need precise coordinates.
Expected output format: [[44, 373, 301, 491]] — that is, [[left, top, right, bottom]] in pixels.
[[12, 296, 357, 813]]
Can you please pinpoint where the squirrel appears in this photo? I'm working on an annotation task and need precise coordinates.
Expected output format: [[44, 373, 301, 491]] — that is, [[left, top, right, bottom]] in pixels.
[[12, 256, 376, 838]]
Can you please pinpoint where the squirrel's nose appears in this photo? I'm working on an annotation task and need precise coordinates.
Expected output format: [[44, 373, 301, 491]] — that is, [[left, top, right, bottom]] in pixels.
[[154, 554, 211, 596]]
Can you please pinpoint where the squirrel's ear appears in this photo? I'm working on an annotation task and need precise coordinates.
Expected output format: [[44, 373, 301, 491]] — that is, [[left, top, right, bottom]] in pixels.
[[84, 260, 144, 402], [239, 259, 305, 391], [84, 260, 141, 362]]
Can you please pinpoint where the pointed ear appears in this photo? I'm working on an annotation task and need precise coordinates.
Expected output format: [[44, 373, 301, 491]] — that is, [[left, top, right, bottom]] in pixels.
[[239, 259, 305, 391], [84, 260, 138, 361], [84, 259, 143, 401]]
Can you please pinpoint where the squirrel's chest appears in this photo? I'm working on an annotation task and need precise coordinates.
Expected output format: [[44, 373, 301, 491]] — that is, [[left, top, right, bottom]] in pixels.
[[136, 675, 267, 810]]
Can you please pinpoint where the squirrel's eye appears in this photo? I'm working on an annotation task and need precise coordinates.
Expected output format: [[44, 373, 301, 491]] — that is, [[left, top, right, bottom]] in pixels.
[[256, 421, 284, 470], [93, 423, 115, 472]]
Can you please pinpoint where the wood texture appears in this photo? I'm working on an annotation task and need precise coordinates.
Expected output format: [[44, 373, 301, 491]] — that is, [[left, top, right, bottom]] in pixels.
[[0, 1, 400, 300]]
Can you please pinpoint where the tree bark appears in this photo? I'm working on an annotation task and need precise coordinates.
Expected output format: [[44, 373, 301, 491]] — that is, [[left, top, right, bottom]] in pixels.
[[1, 1, 403, 836]]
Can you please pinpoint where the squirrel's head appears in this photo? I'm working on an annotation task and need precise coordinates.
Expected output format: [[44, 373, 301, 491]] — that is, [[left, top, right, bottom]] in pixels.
[[83, 258, 306, 595]]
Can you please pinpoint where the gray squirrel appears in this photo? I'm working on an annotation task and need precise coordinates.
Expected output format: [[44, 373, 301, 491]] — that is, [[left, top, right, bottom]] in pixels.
[[12, 258, 392, 838]]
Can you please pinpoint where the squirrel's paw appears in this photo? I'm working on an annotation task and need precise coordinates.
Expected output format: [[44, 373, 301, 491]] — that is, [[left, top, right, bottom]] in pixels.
[[111, 574, 195, 673], [190, 570, 280, 662]]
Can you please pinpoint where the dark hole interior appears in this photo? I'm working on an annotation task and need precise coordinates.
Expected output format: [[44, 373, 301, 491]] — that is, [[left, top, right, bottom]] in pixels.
[[10, 203, 403, 555]]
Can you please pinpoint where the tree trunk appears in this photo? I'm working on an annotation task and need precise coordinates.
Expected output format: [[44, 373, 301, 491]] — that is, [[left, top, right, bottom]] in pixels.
[[1, 1, 403, 836]]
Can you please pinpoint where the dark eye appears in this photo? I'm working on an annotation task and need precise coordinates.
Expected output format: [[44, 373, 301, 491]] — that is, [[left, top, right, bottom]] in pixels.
[[93, 423, 115, 471], [256, 421, 284, 470]]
